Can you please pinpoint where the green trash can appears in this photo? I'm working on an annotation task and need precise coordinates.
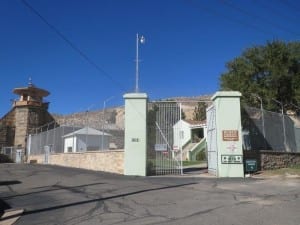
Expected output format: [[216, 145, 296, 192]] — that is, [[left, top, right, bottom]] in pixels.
[[245, 159, 257, 173]]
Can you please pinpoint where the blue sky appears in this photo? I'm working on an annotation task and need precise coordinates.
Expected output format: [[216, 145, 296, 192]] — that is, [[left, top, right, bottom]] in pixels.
[[0, 0, 299, 116]]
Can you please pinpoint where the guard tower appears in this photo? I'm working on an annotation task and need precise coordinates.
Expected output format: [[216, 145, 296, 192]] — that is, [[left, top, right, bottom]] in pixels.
[[12, 80, 54, 150]]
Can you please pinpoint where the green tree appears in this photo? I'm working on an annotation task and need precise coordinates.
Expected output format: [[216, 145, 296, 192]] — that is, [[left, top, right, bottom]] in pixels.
[[220, 41, 300, 112], [193, 102, 207, 121]]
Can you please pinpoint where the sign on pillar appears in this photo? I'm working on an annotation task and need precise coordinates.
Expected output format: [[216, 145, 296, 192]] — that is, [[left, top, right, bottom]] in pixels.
[[210, 91, 244, 178], [123, 93, 148, 176]]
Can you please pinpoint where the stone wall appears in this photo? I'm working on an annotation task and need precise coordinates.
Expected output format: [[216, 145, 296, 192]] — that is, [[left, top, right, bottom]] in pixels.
[[0, 105, 56, 150], [28, 150, 124, 174], [14, 107, 29, 148], [260, 151, 300, 170], [244, 150, 300, 170], [0, 109, 16, 147]]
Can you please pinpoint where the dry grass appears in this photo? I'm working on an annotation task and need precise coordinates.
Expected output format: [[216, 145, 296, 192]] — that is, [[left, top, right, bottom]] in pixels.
[[260, 165, 300, 176]]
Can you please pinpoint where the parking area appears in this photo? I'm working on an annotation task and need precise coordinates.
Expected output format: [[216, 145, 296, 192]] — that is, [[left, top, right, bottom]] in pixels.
[[0, 164, 300, 225]]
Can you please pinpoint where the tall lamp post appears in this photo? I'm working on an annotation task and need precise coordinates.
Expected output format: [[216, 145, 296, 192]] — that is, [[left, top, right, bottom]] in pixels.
[[101, 96, 114, 150], [85, 104, 95, 152], [252, 94, 266, 149], [272, 99, 287, 150], [135, 33, 145, 93]]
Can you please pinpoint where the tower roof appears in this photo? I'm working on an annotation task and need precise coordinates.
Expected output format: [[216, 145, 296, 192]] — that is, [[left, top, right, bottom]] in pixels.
[[13, 82, 50, 97]]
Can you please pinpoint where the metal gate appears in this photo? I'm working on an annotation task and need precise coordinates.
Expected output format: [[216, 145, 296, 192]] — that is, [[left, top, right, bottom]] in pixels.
[[44, 145, 50, 164], [15, 149, 23, 163], [147, 102, 182, 175], [206, 104, 218, 175]]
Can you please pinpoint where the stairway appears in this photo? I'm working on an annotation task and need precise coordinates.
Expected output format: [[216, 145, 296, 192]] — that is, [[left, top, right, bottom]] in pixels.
[[182, 142, 198, 160]]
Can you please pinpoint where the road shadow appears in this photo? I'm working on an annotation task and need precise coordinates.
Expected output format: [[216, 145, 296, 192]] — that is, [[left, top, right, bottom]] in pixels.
[[3, 182, 106, 200], [0, 182, 197, 221], [0, 181, 21, 186], [0, 199, 11, 218]]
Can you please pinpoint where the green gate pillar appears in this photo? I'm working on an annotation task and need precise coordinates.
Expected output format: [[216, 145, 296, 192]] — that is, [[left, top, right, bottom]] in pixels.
[[123, 93, 148, 176], [212, 91, 244, 177]]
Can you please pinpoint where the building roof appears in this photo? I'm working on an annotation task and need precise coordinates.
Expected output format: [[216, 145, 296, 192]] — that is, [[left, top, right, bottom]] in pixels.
[[13, 81, 50, 97], [174, 119, 206, 129], [184, 119, 206, 126], [62, 127, 111, 138]]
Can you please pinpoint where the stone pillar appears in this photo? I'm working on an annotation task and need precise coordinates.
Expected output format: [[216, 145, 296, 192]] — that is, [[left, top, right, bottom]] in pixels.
[[123, 93, 148, 176], [212, 91, 244, 178], [14, 107, 29, 148]]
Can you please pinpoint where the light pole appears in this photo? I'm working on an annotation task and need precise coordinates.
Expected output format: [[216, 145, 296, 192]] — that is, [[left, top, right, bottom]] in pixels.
[[135, 33, 145, 93], [252, 94, 266, 149], [85, 104, 94, 152], [101, 96, 114, 150], [272, 99, 287, 150]]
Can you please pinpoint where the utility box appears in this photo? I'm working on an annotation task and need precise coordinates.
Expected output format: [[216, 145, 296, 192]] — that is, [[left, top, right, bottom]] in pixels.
[[245, 159, 257, 173]]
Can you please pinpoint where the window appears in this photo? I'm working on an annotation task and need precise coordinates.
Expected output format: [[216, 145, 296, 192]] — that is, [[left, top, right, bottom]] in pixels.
[[180, 131, 184, 139], [67, 147, 72, 152]]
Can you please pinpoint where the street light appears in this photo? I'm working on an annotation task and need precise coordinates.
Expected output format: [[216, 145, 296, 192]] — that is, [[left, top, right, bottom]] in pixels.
[[135, 33, 145, 93], [101, 96, 114, 150], [85, 104, 95, 152], [252, 94, 266, 149], [272, 99, 287, 150]]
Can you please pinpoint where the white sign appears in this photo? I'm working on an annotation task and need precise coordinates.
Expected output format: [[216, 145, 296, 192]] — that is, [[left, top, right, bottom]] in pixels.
[[155, 144, 168, 151]]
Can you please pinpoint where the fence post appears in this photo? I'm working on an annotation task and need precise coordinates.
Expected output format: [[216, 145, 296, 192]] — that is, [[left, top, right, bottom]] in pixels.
[[123, 93, 148, 176]]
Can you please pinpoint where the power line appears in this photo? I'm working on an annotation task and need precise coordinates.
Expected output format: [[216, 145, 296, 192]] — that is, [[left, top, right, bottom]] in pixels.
[[253, 0, 299, 25], [220, 0, 300, 37], [186, 0, 273, 36], [21, 0, 126, 92], [278, 0, 300, 15]]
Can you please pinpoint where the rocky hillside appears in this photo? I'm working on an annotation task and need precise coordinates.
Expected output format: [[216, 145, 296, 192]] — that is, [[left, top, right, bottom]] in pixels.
[[53, 106, 125, 130], [52, 95, 213, 129]]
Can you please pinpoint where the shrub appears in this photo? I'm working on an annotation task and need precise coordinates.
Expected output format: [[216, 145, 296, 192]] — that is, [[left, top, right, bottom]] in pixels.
[[0, 154, 13, 163]]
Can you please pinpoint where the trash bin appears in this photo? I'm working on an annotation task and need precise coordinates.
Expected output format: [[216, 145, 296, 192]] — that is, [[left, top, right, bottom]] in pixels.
[[245, 159, 257, 173]]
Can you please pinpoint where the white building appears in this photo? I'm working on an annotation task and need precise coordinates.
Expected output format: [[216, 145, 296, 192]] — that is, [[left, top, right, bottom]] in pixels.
[[173, 119, 207, 150], [63, 127, 111, 153]]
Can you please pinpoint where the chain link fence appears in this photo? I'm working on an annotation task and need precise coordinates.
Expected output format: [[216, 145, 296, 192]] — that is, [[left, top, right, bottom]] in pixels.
[[242, 106, 299, 152], [28, 120, 124, 156]]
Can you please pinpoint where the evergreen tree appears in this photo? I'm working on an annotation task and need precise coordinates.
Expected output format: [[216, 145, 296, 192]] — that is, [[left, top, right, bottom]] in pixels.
[[193, 102, 207, 121], [220, 41, 300, 112]]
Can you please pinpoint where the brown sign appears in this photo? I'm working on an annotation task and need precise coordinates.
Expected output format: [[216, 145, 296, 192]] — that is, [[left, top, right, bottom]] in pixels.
[[222, 130, 239, 141]]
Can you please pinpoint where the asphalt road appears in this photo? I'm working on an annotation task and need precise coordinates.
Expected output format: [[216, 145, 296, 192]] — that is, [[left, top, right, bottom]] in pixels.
[[0, 163, 299, 225]]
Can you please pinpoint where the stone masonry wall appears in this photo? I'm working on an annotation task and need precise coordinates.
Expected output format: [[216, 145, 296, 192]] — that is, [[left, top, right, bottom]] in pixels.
[[0, 109, 16, 147], [28, 150, 124, 174], [244, 150, 300, 170], [13, 105, 56, 149], [260, 151, 300, 170], [14, 107, 29, 148]]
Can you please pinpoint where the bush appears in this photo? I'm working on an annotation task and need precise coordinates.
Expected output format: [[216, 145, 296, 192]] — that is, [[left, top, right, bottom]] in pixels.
[[0, 154, 13, 163], [146, 160, 155, 176], [196, 150, 206, 161]]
